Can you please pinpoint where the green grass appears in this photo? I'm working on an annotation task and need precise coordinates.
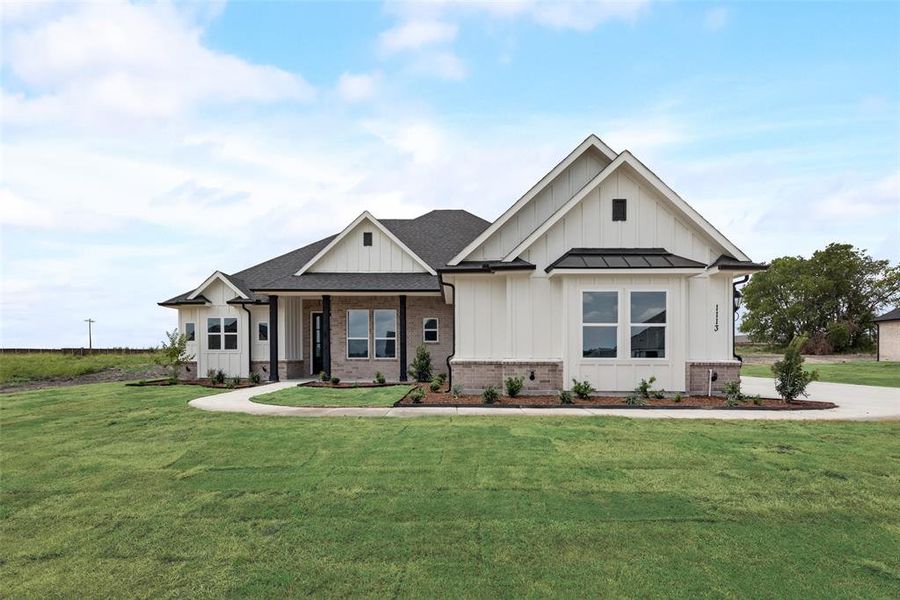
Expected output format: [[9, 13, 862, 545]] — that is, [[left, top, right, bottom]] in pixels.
[[254, 384, 412, 407], [742, 360, 900, 388], [0, 352, 159, 384], [2, 382, 899, 598]]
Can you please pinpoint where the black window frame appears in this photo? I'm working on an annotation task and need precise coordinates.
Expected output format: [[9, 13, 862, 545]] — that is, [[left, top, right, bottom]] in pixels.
[[363, 231, 373, 246]]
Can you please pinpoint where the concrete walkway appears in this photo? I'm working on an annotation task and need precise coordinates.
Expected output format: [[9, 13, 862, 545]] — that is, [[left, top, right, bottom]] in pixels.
[[188, 377, 900, 421]]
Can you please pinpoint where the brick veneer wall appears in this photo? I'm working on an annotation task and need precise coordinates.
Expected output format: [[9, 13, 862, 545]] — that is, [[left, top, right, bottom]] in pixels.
[[685, 361, 741, 395], [328, 295, 453, 382], [450, 360, 564, 394], [178, 361, 198, 380], [250, 360, 304, 380]]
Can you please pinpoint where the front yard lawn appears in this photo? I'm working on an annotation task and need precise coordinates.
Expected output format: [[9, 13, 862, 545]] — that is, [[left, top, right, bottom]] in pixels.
[[2, 382, 899, 598], [742, 360, 900, 388], [254, 384, 412, 407]]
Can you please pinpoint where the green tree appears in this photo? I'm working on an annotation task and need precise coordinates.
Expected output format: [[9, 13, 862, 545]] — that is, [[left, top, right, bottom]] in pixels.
[[741, 243, 900, 349], [771, 335, 818, 403], [154, 329, 194, 381]]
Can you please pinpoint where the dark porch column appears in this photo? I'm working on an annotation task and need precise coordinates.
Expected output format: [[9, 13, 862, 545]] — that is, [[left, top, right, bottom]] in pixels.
[[322, 295, 332, 376], [268, 295, 279, 382], [399, 295, 408, 382]]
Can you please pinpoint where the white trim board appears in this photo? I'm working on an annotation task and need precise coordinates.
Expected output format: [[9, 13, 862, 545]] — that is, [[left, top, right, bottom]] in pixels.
[[502, 151, 750, 263], [295, 211, 436, 276], [187, 271, 249, 301], [447, 134, 617, 266]]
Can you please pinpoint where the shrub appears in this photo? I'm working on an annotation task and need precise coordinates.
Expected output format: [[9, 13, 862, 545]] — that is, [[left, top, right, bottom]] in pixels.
[[436, 372, 447, 384], [451, 384, 463, 399], [826, 321, 852, 353], [374, 371, 386, 384], [319, 371, 329, 382], [482, 386, 499, 404], [230, 376, 241, 387], [559, 390, 573, 404], [330, 376, 341, 385], [723, 380, 744, 407], [802, 331, 833, 355], [673, 392, 683, 403], [407, 344, 433, 382], [249, 372, 261, 384], [429, 378, 442, 393], [409, 386, 426, 404], [504, 376, 524, 398], [154, 329, 195, 381], [571, 379, 594, 400], [211, 369, 226, 385], [772, 335, 818, 402], [625, 376, 665, 406]]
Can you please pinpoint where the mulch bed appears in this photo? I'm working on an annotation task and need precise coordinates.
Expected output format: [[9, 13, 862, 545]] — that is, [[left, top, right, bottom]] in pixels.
[[302, 381, 400, 389], [397, 388, 836, 410], [126, 378, 260, 389]]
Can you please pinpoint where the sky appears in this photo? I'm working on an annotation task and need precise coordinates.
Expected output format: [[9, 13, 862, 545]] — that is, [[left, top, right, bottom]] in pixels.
[[1, 0, 898, 348]]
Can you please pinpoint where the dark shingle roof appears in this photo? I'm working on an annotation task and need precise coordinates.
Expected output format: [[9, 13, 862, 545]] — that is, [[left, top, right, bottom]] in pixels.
[[875, 308, 900, 322], [546, 248, 706, 272], [160, 210, 489, 304]]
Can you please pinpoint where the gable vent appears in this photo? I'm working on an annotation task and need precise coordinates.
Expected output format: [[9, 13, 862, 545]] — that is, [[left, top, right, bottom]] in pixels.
[[612, 198, 627, 221], [363, 232, 373, 246]]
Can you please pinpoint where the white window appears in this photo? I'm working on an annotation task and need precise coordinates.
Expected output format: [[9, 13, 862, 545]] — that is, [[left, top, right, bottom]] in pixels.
[[630, 291, 666, 358], [374, 309, 397, 359], [423, 317, 439, 343], [347, 309, 369, 359], [258, 321, 268, 342], [185, 322, 195, 342], [582, 291, 618, 358], [207, 317, 238, 351]]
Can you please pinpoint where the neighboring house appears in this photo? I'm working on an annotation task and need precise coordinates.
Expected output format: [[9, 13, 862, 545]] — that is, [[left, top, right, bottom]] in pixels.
[[875, 308, 900, 361], [160, 135, 766, 393]]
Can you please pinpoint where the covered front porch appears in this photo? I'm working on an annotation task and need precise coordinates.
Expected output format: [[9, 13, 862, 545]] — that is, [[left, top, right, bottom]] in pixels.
[[258, 292, 453, 383]]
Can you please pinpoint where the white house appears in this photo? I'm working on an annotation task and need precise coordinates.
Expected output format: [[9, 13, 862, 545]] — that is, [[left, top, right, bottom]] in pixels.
[[160, 135, 766, 394]]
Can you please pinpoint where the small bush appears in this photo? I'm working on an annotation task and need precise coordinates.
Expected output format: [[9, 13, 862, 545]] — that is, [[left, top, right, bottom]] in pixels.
[[409, 386, 426, 404], [330, 376, 341, 385], [624, 391, 646, 406], [571, 379, 594, 400], [374, 371, 386, 384], [231, 376, 241, 387], [407, 344, 433, 382], [559, 390, 573, 405], [504, 376, 524, 398], [673, 392, 683, 403], [319, 371, 329, 382], [451, 384, 463, 399], [211, 369, 226, 385], [249, 372, 261, 384], [436, 372, 447, 384], [482, 386, 500, 404], [625, 376, 665, 406], [772, 335, 818, 403], [429, 378, 442, 393]]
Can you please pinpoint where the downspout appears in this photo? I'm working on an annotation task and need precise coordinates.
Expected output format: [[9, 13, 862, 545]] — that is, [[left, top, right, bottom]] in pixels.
[[439, 273, 456, 390], [733, 275, 749, 363], [241, 303, 253, 379]]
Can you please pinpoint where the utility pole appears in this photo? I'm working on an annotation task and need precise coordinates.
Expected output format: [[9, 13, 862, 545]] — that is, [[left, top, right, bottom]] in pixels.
[[85, 318, 95, 350]]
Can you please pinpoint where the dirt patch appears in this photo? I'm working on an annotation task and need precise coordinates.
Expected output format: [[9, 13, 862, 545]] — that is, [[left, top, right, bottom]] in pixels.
[[741, 353, 876, 366], [397, 387, 836, 410], [0, 366, 168, 393]]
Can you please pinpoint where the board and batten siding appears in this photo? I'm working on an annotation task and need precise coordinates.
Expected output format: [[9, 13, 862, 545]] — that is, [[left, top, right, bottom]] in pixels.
[[175, 280, 304, 377], [523, 165, 721, 271], [467, 149, 610, 261], [309, 220, 426, 273]]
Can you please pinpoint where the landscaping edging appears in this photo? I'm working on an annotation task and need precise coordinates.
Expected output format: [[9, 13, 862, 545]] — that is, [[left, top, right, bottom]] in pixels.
[[393, 401, 836, 411]]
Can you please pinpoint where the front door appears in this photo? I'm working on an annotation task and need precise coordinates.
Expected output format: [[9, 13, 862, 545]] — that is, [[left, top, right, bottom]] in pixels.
[[311, 312, 324, 375]]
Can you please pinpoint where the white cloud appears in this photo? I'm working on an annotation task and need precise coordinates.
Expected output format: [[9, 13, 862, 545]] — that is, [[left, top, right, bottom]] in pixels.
[[336, 71, 381, 102], [1, 2, 314, 126], [377, 19, 457, 54], [527, 0, 650, 31], [704, 6, 729, 32], [412, 51, 468, 81]]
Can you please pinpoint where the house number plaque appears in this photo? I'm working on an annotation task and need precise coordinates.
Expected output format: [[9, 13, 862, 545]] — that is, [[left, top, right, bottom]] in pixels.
[[714, 304, 719, 332]]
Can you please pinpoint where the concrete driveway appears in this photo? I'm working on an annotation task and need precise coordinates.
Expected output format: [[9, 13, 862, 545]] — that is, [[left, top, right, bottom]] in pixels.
[[188, 376, 899, 420]]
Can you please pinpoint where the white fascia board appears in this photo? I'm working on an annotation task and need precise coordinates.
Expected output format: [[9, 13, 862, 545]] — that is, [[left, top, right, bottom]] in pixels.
[[447, 135, 618, 266], [186, 271, 248, 300], [503, 151, 750, 262], [294, 211, 436, 276], [547, 268, 705, 279]]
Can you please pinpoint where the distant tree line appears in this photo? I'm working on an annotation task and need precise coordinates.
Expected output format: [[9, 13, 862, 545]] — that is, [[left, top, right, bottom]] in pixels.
[[740, 243, 900, 353]]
